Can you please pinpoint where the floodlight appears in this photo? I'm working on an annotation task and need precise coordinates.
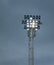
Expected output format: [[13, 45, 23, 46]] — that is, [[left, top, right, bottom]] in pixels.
[[30, 15, 32, 18], [22, 20, 24, 24], [39, 15, 41, 19], [22, 15, 42, 30], [33, 15, 35, 19], [24, 25, 27, 29], [36, 20, 38, 23], [35, 28, 38, 30], [38, 21, 42, 24], [27, 28, 29, 30], [36, 15, 38, 19], [35, 23, 38, 27], [27, 20, 29, 22], [27, 15, 29, 19], [38, 26, 40, 29], [32, 22, 35, 28], [23, 20, 27, 24], [27, 24, 29, 27], [24, 15, 27, 19], [22, 15, 42, 65], [30, 17, 33, 20]]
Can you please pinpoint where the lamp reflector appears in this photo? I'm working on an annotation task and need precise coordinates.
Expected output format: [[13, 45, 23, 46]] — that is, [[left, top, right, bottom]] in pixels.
[[30, 17, 33, 20], [24, 25, 27, 29], [35, 29, 38, 30], [27, 28, 29, 30], [36, 15, 38, 19], [33, 15, 35, 19], [27, 24, 29, 27]]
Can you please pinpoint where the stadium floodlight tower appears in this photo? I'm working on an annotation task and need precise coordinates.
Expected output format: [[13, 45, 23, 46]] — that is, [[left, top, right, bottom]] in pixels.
[[22, 15, 42, 65]]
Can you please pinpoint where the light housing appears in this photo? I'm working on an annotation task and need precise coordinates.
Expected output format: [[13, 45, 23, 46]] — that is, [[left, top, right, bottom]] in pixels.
[[22, 15, 42, 31]]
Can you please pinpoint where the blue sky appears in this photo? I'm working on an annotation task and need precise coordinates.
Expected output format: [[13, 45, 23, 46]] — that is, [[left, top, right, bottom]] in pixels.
[[0, 0, 54, 65]]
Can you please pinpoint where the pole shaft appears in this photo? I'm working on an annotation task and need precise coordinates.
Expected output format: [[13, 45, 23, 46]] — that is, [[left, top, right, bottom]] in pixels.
[[28, 29, 34, 65]]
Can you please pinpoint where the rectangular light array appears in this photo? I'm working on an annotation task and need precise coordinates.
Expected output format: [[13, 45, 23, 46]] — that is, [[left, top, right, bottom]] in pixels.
[[22, 15, 42, 30], [24, 15, 41, 20]]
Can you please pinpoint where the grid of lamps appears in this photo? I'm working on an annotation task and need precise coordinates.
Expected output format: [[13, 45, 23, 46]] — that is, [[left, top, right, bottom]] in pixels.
[[22, 15, 42, 31]]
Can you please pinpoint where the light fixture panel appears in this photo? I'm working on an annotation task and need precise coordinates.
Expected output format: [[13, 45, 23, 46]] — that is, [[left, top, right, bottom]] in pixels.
[[22, 15, 41, 30]]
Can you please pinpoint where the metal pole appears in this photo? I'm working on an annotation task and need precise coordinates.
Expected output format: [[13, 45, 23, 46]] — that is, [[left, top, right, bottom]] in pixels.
[[28, 28, 35, 65]]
